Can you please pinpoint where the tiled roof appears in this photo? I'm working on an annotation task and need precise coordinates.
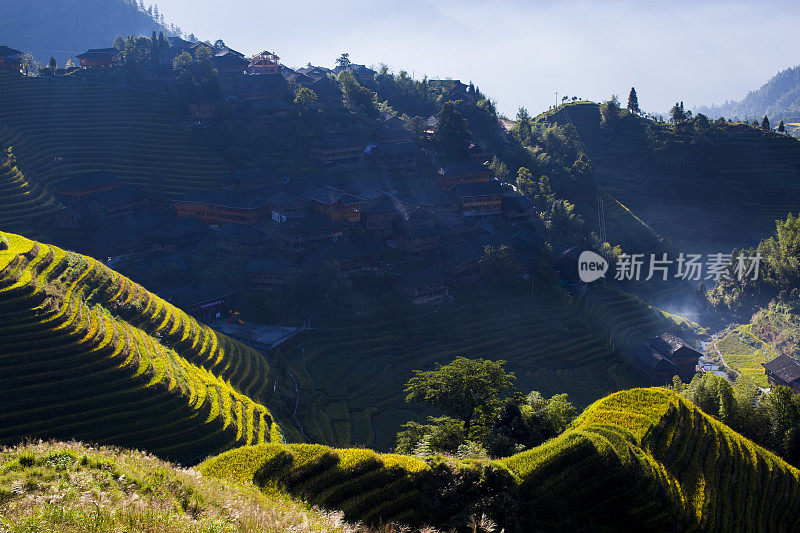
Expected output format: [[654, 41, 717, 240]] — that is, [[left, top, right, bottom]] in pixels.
[[763, 355, 800, 383]]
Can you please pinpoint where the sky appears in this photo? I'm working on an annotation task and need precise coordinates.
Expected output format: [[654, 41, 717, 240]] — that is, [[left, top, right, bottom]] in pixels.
[[153, 0, 800, 117]]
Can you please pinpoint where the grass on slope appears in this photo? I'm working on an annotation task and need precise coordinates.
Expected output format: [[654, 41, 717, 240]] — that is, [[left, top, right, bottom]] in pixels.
[[282, 284, 681, 450], [0, 231, 284, 464], [0, 440, 372, 533], [716, 325, 778, 387], [202, 388, 800, 532], [0, 71, 230, 232]]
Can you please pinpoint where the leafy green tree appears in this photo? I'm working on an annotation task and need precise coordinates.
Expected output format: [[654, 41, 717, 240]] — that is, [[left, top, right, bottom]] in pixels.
[[113, 35, 125, 52], [489, 156, 509, 182], [294, 86, 318, 108], [404, 357, 516, 434], [516, 166, 535, 196], [762, 115, 771, 131], [627, 87, 640, 114], [480, 245, 517, 291], [338, 70, 377, 114], [670, 102, 686, 124], [434, 101, 470, 159], [395, 416, 465, 455], [336, 52, 351, 70], [173, 48, 219, 100]]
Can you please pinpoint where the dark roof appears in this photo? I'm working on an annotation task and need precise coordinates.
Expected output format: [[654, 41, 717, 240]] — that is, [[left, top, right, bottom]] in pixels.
[[216, 224, 266, 243], [439, 161, 490, 175], [503, 195, 534, 211], [168, 37, 193, 48], [362, 196, 396, 215], [633, 346, 678, 372], [175, 190, 269, 209], [247, 258, 292, 276], [304, 185, 363, 205], [376, 143, 419, 156], [455, 181, 502, 198], [268, 191, 303, 208], [58, 172, 119, 192], [511, 227, 544, 247], [216, 47, 245, 58], [400, 267, 448, 287], [297, 66, 333, 78], [647, 333, 698, 358], [77, 48, 119, 60], [172, 282, 234, 308], [763, 355, 800, 384], [281, 214, 348, 234], [212, 53, 249, 68], [0, 46, 22, 56], [402, 189, 460, 208]]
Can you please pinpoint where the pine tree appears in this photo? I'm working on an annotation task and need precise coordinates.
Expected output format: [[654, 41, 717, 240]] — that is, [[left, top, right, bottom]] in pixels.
[[627, 87, 640, 114], [762, 116, 771, 131], [779, 120, 786, 133], [48, 56, 56, 70]]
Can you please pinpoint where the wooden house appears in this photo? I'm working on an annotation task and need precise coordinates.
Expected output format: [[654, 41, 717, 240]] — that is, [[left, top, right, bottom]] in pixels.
[[455, 181, 502, 217], [503, 195, 535, 223], [395, 267, 449, 303], [268, 191, 309, 222], [188, 98, 217, 122], [633, 333, 701, 384], [436, 162, 492, 188], [57, 172, 120, 198], [212, 48, 249, 78], [361, 196, 398, 236], [375, 143, 420, 175], [170, 282, 234, 322], [402, 189, 461, 216], [427, 241, 485, 284], [216, 225, 270, 257], [86, 185, 147, 220], [0, 45, 22, 73], [304, 185, 365, 222], [249, 51, 281, 75], [247, 258, 291, 290], [309, 239, 382, 276], [278, 215, 350, 250], [310, 137, 367, 171], [76, 48, 121, 69], [174, 191, 271, 226], [396, 225, 440, 254], [762, 355, 800, 393]]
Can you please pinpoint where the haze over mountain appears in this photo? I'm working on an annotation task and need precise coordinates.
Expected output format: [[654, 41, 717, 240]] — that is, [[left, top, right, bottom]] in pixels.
[[150, 0, 800, 116], [696, 65, 800, 123], [0, 0, 169, 65]]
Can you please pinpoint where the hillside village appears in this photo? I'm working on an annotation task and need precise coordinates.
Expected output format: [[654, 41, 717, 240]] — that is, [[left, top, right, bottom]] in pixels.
[[0, 38, 549, 313]]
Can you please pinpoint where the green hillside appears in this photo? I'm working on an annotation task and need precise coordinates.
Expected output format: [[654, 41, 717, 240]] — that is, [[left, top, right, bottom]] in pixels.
[[0, 440, 355, 532], [202, 387, 800, 531], [0, 230, 285, 464], [281, 285, 686, 449], [0, 72, 229, 234], [543, 102, 800, 252]]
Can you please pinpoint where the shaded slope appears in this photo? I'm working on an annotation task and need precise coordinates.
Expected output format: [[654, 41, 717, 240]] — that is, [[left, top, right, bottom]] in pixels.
[[202, 388, 800, 532], [545, 102, 800, 252], [282, 285, 678, 450], [0, 0, 168, 65], [0, 230, 283, 464], [0, 72, 230, 233]]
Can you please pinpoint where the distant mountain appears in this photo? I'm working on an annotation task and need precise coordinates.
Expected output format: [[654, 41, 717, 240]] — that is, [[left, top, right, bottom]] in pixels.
[[696, 65, 800, 123], [0, 0, 175, 65]]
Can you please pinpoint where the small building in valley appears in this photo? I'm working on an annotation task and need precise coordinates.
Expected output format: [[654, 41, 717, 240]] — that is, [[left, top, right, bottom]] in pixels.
[[247, 258, 292, 290], [174, 191, 271, 226], [455, 181, 502, 217], [310, 137, 368, 171], [304, 185, 365, 222], [633, 333, 701, 384], [763, 355, 800, 393], [169, 282, 234, 322]]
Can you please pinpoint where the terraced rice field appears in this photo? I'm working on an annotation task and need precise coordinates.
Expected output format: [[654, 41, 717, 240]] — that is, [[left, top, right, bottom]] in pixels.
[[203, 388, 800, 531], [0, 230, 282, 464], [282, 285, 680, 450], [716, 325, 779, 387], [0, 71, 230, 231]]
